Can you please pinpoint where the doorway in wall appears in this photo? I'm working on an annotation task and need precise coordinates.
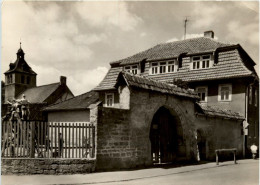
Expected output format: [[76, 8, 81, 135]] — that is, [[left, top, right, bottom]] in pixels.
[[150, 107, 184, 164]]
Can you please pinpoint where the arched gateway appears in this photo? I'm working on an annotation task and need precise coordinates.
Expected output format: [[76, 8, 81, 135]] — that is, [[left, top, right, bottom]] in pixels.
[[150, 106, 185, 164]]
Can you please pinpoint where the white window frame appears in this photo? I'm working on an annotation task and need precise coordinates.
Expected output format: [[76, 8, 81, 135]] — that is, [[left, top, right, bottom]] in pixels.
[[150, 60, 178, 75], [196, 86, 208, 102], [159, 62, 167, 74], [191, 55, 211, 70], [151, 62, 158, 74], [218, 84, 232, 102], [124, 65, 139, 75], [105, 93, 114, 107]]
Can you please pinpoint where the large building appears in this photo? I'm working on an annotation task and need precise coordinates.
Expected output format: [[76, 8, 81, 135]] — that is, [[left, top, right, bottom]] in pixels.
[[94, 30, 258, 158], [44, 31, 254, 170]]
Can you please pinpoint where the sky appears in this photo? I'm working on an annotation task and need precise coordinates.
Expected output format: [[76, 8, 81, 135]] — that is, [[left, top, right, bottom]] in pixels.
[[1, 1, 259, 96]]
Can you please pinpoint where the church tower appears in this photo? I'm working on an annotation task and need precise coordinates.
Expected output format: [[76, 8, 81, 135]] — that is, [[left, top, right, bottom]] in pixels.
[[4, 43, 37, 102]]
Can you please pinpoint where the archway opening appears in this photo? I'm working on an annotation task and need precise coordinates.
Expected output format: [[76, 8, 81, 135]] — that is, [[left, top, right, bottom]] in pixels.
[[149, 106, 184, 164]]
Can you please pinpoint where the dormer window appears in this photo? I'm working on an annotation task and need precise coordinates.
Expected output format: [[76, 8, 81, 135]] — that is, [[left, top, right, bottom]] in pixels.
[[151, 63, 158, 74], [192, 55, 212, 70], [124, 65, 138, 74], [159, 62, 166, 73], [150, 60, 178, 75]]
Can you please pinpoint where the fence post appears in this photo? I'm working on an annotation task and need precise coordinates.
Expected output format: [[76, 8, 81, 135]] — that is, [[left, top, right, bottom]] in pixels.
[[30, 121, 35, 158], [92, 125, 95, 158]]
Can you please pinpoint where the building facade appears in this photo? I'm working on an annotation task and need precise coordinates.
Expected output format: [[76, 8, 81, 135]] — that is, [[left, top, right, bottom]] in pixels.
[[95, 31, 258, 157]]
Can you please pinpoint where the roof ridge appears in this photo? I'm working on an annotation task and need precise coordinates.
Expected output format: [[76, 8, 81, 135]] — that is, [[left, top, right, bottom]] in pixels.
[[121, 71, 196, 94], [29, 82, 60, 89], [162, 37, 215, 44], [16, 82, 60, 99]]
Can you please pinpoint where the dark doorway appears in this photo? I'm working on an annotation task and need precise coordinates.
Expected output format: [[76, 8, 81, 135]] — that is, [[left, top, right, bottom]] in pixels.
[[150, 107, 183, 164], [197, 130, 206, 160]]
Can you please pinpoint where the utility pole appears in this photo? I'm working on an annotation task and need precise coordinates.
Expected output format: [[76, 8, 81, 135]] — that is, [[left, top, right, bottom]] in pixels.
[[184, 17, 189, 40]]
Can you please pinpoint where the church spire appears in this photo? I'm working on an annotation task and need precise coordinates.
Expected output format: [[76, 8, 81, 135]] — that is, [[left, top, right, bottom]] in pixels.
[[17, 42, 24, 59]]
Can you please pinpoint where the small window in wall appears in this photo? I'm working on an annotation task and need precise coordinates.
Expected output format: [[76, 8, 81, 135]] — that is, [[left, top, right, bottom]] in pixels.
[[21, 75, 25, 84], [249, 86, 252, 105], [105, 93, 114, 107], [218, 84, 232, 101], [196, 86, 208, 102], [255, 89, 258, 107]]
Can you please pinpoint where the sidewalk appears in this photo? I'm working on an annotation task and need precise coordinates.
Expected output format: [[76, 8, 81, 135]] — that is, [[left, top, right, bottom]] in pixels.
[[1, 159, 258, 185]]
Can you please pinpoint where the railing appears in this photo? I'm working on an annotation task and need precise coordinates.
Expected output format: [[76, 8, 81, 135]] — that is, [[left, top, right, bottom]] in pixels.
[[215, 148, 237, 165], [1, 121, 96, 159]]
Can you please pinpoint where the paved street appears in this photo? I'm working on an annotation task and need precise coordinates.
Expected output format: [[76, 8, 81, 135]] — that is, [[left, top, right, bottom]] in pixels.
[[2, 159, 258, 185]]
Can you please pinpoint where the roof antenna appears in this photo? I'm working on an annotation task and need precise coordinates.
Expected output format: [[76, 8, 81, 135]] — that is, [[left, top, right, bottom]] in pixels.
[[184, 17, 189, 40], [20, 38, 22, 49]]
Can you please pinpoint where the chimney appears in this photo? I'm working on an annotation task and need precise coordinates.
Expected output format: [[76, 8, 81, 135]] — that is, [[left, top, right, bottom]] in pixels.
[[60, 76, 66, 85], [204, 31, 214, 39]]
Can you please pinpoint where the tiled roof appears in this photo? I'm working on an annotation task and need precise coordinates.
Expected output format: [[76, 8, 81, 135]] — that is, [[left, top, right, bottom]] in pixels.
[[116, 71, 199, 99], [151, 49, 254, 83], [5, 52, 37, 75], [111, 37, 232, 65], [44, 91, 99, 111], [94, 45, 255, 91], [16, 83, 60, 103], [94, 67, 123, 91], [196, 103, 244, 120]]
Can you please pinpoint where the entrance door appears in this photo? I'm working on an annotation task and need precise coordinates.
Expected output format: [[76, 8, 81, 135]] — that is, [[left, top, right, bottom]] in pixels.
[[150, 107, 178, 163]]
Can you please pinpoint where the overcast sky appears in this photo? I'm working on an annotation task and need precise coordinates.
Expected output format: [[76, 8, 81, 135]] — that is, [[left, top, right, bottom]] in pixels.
[[2, 1, 259, 96]]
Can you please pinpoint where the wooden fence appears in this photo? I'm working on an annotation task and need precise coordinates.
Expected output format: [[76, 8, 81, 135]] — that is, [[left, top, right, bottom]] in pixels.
[[1, 121, 96, 159]]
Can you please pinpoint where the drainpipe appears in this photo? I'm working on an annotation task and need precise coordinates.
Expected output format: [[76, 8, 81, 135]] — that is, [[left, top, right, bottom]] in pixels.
[[243, 86, 248, 158]]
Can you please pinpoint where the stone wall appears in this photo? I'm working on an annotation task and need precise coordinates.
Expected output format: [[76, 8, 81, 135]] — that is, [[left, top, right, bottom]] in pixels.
[[195, 115, 243, 160], [96, 107, 137, 170], [96, 87, 198, 170], [1, 158, 96, 175]]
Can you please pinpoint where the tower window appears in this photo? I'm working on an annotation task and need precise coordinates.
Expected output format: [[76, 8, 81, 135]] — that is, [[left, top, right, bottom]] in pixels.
[[21, 75, 25, 84], [27, 76, 31, 84]]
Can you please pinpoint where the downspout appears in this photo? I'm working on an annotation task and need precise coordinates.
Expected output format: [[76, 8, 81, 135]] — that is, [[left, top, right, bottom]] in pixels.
[[244, 86, 248, 158]]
